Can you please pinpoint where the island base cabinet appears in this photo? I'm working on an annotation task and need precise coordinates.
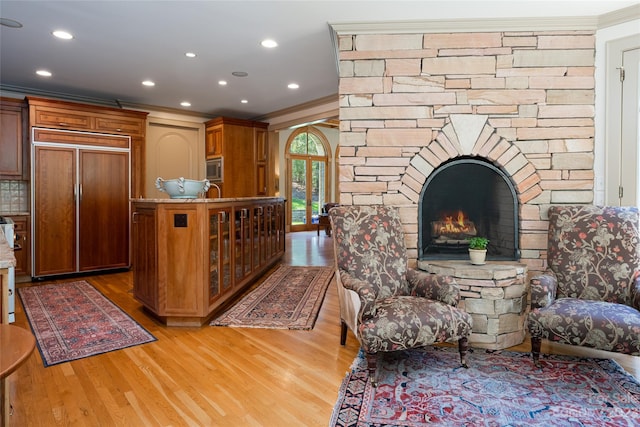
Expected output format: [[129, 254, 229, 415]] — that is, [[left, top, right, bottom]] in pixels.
[[132, 198, 285, 326]]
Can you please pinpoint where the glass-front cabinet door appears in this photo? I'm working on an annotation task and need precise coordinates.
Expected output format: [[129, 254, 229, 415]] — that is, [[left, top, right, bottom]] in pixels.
[[209, 207, 232, 305], [275, 201, 285, 254], [234, 206, 252, 284], [252, 205, 264, 270]]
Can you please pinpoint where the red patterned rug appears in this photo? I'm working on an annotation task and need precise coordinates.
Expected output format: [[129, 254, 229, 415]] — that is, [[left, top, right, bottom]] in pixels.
[[211, 265, 334, 330], [331, 347, 640, 426], [18, 280, 156, 367]]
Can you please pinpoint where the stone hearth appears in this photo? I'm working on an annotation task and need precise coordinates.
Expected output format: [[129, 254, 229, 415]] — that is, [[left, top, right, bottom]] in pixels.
[[417, 260, 528, 350]]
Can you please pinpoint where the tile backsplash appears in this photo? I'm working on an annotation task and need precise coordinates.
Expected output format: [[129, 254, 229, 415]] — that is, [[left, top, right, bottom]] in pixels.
[[0, 180, 29, 213]]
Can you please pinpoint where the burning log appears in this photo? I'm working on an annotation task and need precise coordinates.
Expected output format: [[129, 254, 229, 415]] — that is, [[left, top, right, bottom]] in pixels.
[[431, 210, 477, 240]]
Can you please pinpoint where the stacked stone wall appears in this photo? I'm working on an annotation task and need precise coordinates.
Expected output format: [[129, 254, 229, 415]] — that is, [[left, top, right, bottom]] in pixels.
[[338, 31, 595, 275]]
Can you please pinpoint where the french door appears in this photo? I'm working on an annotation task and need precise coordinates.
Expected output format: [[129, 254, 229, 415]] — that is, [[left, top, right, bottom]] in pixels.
[[286, 127, 330, 232], [290, 156, 327, 232]]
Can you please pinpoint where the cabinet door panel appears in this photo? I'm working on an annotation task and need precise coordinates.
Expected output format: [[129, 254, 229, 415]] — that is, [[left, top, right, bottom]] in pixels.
[[0, 107, 22, 177], [34, 146, 76, 276], [132, 208, 157, 310], [94, 115, 144, 136], [78, 150, 130, 271], [33, 106, 92, 129]]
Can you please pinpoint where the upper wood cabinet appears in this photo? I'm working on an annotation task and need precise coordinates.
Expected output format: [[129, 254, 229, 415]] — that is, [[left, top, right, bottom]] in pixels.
[[205, 126, 223, 157], [27, 97, 148, 197], [204, 117, 269, 198], [0, 97, 28, 179], [28, 98, 146, 136]]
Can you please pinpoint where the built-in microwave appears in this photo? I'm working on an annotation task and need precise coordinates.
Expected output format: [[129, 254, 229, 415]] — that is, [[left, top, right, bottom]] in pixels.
[[206, 157, 223, 182]]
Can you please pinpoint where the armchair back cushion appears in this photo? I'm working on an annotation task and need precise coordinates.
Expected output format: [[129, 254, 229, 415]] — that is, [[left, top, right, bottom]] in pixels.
[[547, 205, 639, 305], [331, 205, 410, 313]]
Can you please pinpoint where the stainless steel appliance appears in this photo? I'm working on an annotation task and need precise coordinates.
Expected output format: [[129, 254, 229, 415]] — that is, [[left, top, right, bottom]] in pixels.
[[0, 216, 15, 323], [206, 157, 223, 182]]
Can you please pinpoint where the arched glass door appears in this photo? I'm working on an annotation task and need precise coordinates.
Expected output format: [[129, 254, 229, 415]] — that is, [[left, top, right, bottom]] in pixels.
[[286, 127, 330, 232]]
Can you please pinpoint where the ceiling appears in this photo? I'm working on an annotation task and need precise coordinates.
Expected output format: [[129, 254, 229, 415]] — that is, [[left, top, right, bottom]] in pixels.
[[0, 1, 636, 120]]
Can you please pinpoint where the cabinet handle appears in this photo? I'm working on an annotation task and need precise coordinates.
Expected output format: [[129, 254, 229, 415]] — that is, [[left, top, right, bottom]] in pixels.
[[59, 122, 69, 126], [132, 212, 139, 223], [79, 184, 83, 202]]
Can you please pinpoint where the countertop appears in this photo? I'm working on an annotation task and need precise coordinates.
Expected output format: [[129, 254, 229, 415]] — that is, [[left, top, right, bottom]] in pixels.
[[132, 196, 285, 203], [0, 228, 16, 269]]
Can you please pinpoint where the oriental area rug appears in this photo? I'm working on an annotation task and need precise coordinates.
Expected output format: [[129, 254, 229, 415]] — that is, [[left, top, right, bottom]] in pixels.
[[18, 280, 156, 367], [211, 265, 334, 330], [331, 347, 640, 427]]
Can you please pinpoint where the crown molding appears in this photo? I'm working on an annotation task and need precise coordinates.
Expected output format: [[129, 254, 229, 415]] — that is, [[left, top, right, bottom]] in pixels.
[[597, 4, 640, 29], [258, 94, 339, 131], [329, 15, 600, 35]]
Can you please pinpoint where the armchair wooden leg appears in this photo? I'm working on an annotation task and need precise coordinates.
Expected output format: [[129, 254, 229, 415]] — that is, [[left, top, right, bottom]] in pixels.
[[458, 337, 469, 368], [365, 352, 378, 387], [340, 321, 347, 346], [531, 336, 542, 367]]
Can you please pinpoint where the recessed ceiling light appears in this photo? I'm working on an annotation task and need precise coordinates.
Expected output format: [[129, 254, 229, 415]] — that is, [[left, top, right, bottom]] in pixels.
[[288, 83, 299, 89], [0, 18, 23, 28], [142, 80, 155, 87], [261, 39, 278, 48], [218, 80, 227, 86], [180, 101, 191, 107], [36, 70, 52, 77], [232, 71, 248, 77], [185, 52, 196, 58], [52, 30, 73, 40], [241, 99, 248, 104]]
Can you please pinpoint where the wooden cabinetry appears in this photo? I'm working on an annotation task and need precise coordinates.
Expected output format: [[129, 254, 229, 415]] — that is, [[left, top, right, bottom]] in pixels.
[[7, 216, 29, 280], [27, 97, 147, 198], [0, 97, 28, 179], [204, 117, 269, 198], [132, 197, 285, 326], [32, 131, 130, 277], [27, 97, 146, 278]]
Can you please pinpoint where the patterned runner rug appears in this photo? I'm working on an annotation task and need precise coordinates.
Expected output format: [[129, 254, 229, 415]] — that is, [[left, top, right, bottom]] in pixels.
[[211, 265, 334, 330], [331, 346, 640, 426], [18, 280, 156, 367]]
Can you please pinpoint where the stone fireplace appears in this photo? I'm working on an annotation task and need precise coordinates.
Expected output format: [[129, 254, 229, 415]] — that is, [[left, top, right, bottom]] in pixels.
[[335, 28, 596, 277]]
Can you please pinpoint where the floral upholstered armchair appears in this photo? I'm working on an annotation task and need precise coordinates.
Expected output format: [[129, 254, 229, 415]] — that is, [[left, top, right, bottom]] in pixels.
[[328, 205, 473, 386], [527, 205, 640, 366]]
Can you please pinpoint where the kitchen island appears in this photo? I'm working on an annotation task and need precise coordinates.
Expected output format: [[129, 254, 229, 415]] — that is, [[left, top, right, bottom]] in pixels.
[[132, 197, 285, 326]]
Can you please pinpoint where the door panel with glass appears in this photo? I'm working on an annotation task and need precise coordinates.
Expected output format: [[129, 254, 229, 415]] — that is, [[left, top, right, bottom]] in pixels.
[[287, 128, 329, 232]]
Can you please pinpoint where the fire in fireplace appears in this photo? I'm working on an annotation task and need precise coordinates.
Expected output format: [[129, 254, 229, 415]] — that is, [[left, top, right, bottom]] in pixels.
[[431, 210, 477, 251], [418, 158, 519, 261]]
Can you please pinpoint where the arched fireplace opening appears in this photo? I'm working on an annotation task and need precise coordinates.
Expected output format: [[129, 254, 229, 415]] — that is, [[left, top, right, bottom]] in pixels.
[[418, 157, 519, 261]]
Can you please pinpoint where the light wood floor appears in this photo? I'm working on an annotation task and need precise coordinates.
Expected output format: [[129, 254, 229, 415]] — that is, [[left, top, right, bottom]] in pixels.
[[8, 231, 640, 426]]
